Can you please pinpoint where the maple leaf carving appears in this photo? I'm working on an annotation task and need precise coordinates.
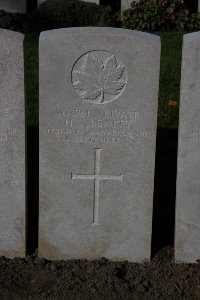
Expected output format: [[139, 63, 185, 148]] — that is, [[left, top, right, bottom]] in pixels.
[[72, 53, 127, 104]]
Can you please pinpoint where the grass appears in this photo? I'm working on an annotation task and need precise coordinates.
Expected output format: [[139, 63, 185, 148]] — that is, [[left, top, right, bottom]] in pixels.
[[25, 32, 183, 128], [157, 32, 183, 128]]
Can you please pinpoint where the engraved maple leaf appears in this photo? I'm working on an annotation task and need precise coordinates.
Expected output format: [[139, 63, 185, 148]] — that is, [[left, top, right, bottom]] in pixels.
[[73, 53, 127, 104]]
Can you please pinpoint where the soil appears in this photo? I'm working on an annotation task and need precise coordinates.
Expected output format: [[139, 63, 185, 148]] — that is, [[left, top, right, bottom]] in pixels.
[[0, 247, 199, 299]]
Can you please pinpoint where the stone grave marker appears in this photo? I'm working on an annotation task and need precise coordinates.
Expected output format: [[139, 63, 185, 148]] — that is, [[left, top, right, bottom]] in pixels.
[[121, 0, 133, 12], [38, 0, 45, 5], [38, 0, 99, 6], [82, 0, 99, 4], [39, 27, 160, 261], [0, 0, 26, 13], [0, 29, 25, 258], [38, 0, 50, 5], [175, 32, 200, 263]]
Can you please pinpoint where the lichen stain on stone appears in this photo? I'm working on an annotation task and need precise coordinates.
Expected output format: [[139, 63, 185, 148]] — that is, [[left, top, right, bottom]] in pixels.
[[83, 240, 109, 260], [14, 217, 25, 237], [39, 233, 110, 261], [38, 236, 66, 260]]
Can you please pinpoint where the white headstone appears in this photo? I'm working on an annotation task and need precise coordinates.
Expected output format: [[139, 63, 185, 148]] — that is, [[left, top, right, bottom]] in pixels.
[[82, 0, 99, 3], [0, 29, 25, 258], [38, 0, 99, 6], [175, 32, 200, 263], [0, 0, 26, 13], [38, 0, 47, 4], [39, 27, 160, 261], [121, 0, 133, 12]]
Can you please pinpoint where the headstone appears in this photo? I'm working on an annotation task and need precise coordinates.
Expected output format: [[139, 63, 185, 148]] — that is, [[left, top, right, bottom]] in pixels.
[[0, 29, 25, 258], [38, 0, 48, 5], [38, 0, 99, 6], [82, 0, 99, 4], [121, 0, 133, 11], [198, 0, 200, 12], [0, 0, 26, 13], [39, 27, 160, 261], [175, 32, 200, 263], [121, 0, 141, 12]]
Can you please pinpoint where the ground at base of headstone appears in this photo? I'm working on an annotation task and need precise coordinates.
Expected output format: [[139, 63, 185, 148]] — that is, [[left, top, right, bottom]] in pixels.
[[0, 246, 199, 300]]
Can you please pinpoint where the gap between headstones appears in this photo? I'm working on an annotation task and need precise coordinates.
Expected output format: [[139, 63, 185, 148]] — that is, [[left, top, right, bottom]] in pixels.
[[151, 129, 178, 258], [24, 34, 39, 255]]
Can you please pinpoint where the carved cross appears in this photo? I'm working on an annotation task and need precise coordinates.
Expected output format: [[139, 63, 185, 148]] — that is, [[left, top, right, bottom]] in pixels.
[[71, 148, 123, 225]]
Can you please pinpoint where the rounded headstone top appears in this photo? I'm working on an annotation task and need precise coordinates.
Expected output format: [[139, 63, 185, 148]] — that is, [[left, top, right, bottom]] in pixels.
[[0, 29, 24, 40], [40, 27, 160, 44]]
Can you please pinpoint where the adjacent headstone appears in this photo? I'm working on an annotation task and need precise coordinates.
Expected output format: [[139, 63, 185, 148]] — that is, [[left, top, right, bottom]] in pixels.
[[38, 0, 136, 12], [39, 27, 160, 261], [0, 30, 25, 258], [121, 0, 133, 12], [38, 0, 99, 6], [198, 0, 200, 12], [175, 32, 200, 263], [38, 0, 44, 4], [82, 0, 99, 4], [0, 0, 26, 13]]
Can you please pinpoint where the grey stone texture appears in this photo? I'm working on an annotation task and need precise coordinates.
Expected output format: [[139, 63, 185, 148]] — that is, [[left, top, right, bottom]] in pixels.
[[121, 0, 134, 11], [38, 0, 99, 6], [0, 29, 25, 258], [0, 0, 26, 13], [38, 0, 47, 4], [39, 27, 160, 261], [175, 32, 200, 263]]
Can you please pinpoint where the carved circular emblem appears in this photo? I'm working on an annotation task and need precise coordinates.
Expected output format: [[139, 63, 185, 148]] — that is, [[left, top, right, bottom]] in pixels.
[[71, 50, 128, 104]]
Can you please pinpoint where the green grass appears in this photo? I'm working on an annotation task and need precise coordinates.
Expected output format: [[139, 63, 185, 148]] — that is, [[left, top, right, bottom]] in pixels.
[[24, 33, 39, 127], [24, 32, 183, 128], [157, 32, 183, 128]]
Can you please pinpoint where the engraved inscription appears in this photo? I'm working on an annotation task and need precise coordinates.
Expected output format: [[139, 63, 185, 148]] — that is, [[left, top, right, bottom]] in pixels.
[[47, 108, 152, 144], [72, 50, 128, 104], [0, 108, 9, 115], [71, 148, 123, 225], [0, 108, 16, 142], [186, 129, 200, 143]]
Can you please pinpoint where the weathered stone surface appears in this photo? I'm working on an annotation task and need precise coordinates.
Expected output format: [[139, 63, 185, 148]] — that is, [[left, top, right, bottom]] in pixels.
[[0, 0, 26, 13], [175, 32, 200, 263], [38, 0, 47, 5], [121, 0, 133, 11], [0, 29, 25, 258], [39, 27, 160, 261], [38, 0, 99, 6], [82, 0, 99, 4]]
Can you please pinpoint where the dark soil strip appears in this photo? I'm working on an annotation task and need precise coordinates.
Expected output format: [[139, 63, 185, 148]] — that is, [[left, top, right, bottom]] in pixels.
[[151, 128, 178, 258], [0, 246, 200, 300]]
